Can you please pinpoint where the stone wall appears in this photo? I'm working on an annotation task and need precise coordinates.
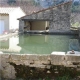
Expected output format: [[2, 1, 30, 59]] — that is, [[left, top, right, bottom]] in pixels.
[[49, 2, 71, 31], [78, 27, 80, 38], [19, 19, 25, 33], [19, 1, 72, 32], [0, 54, 16, 80], [1, 53, 80, 79]]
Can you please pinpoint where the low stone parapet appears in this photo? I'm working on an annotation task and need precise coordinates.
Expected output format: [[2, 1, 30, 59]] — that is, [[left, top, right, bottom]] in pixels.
[[0, 52, 80, 79], [0, 33, 18, 40]]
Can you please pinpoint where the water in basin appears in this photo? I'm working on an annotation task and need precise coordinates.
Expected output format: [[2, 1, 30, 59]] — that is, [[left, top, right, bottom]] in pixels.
[[0, 34, 80, 54]]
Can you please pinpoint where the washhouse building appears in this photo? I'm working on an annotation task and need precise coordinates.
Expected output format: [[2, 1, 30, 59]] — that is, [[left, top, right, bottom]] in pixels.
[[19, 1, 72, 33]]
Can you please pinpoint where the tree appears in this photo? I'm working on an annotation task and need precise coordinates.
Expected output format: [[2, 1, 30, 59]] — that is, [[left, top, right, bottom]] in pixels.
[[7, 0, 16, 4], [56, 0, 65, 5], [73, 1, 79, 6], [33, 0, 40, 6]]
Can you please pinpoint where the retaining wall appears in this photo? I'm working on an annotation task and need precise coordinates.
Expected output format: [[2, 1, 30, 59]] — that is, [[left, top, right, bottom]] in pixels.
[[0, 53, 80, 79]]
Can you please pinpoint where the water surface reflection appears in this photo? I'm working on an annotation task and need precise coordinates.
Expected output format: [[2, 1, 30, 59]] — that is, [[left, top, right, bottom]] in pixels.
[[0, 34, 80, 54]]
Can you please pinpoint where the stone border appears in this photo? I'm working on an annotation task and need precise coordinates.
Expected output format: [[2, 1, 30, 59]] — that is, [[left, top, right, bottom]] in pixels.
[[0, 52, 80, 79], [0, 33, 18, 40], [24, 30, 78, 35]]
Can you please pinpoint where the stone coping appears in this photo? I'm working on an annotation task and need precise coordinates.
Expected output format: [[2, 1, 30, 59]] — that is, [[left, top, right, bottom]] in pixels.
[[0, 51, 80, 55], [0, 31, 78, 40], [24, 30, 78, 35], [0, 51, 80, 69], [0, 32, 18, 40]]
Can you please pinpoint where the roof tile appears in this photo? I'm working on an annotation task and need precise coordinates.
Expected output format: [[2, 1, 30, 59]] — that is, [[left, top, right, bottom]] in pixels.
[[0, 7, 20, 14]]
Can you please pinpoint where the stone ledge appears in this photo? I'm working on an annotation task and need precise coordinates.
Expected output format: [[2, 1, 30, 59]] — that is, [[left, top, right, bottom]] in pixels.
[[0, 33, 18, 40], [1, 52, 80, 67], [0, 52, 80, 79]]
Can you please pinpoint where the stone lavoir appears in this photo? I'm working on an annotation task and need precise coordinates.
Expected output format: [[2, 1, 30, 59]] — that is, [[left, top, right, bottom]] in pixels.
[[19, 1, 72, 33], [1, 1, 80, 80]]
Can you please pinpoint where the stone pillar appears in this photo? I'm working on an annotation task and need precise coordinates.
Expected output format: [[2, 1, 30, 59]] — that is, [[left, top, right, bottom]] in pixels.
[[78, 27, 80, 38], [19, 19, 24, 33]]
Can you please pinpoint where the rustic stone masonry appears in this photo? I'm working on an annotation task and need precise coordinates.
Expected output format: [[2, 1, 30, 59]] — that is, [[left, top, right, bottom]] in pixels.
[[0, 53, 80, 79], [78, 27, 80, 38], [19, 1, 72, 32]]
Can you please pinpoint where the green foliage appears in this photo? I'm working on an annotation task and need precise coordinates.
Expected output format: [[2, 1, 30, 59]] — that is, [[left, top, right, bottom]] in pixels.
[[45, 77, 51, 80], [71, 4, 80, 12], [56, 75, 71, 80], [38, 78, 42, 80], [73, 1, 80, 6], [7, 0, 16, 4], [71, 22, 80, 28], [76, 71, 80, 76], [33, 1, 40, 6]]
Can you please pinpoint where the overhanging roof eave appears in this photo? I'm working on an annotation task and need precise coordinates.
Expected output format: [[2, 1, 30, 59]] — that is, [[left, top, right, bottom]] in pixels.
[[22, 19, 52, 21]]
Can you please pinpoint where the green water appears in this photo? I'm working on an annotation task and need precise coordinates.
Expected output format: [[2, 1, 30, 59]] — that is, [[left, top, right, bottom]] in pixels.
[[0, 34, 80, 54]]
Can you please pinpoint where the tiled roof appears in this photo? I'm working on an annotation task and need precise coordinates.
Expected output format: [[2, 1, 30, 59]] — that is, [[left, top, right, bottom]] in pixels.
[[0, 1, 43, 15], [0, 7, 20, 14], [19, 1, 72, 19]]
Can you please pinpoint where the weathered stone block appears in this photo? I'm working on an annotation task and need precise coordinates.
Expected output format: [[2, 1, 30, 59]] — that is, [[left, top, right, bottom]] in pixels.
[[38, 55, 50, 61], [31, 14, 37, 19], [50, 55, 65, 65], [30, 64, 46, 68], [10, 54, 22, 61], [34, 61, 50, 65], [23, 55, 39, 60], [1, 54, 10, 59], [65, 56, 80, 62], [2, 65, 16, 79], [37, 12, 43, 19]]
